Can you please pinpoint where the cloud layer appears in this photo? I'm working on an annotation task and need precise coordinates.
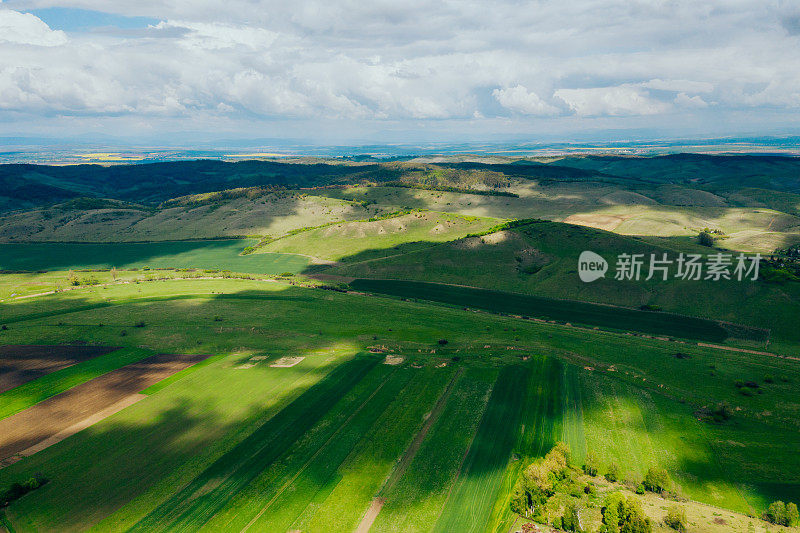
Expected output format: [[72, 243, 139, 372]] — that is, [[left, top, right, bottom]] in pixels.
[[0, 0, 799, 140]]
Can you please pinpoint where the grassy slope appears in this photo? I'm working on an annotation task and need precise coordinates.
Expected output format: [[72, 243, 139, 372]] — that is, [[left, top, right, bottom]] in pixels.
[[257, 211, 499, 262], [0, 192, 379, 242], [312, 183, 800, 253], [0, 279, 797, 531], [331, 221, 800, 353]]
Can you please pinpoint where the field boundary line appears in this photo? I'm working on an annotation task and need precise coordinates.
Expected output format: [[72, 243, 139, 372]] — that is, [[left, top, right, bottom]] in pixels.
[[0, 394, 145, 469], [240, 367, 398, 533], [379, 367, 463, 498], [353, 368, 464, 532]]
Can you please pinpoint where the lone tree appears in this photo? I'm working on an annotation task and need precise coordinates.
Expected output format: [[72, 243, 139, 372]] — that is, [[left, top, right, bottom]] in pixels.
[[583, 451, 600, 477], [605, 462, 620, 483], [697, 230, 715, 247], [643, 467, 670, 494]]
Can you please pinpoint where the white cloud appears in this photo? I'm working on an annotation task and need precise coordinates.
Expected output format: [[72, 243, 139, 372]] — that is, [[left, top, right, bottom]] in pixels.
[[0, 9, 67, 46], [492, 85, 559, 116], [153, 21, 278, 50], [0, 1, 798, 137], [675, 92, 708, 108], [642, 79, 714, 94], [554, 85, 671, 116]]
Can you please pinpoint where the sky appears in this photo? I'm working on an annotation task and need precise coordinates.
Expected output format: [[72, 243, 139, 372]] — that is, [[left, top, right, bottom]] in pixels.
[[0, 1, 799, 145]]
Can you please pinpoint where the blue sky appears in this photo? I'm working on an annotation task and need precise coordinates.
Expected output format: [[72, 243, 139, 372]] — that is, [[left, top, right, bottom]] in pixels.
[[0, 1, 799, 145]]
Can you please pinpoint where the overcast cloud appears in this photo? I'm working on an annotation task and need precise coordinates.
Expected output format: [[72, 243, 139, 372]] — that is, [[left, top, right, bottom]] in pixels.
[[0, 0, 798, 143]]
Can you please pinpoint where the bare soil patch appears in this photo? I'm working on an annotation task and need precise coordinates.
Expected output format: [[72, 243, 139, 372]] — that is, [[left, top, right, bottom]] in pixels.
[[0, 345, 117, 393], [0, 353, 209, 462], [384, 355, 404, 365], [269, 356, 305, 368]]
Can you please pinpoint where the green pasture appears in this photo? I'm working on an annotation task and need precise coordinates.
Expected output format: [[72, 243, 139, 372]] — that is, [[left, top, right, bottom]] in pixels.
[[0, 277, 798, 532]]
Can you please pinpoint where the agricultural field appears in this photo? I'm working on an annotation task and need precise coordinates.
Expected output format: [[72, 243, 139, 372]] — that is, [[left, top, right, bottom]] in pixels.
[[0, 155, 799, 532]]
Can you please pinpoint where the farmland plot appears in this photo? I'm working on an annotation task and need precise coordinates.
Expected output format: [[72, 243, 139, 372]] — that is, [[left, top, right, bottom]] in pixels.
[[433, 365, 531, 533]]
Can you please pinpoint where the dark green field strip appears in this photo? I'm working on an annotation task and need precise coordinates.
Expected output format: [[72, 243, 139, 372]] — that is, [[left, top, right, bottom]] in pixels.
[[0, 347, 154, 419], [370, 368, 497, 533], [239, 368, 416, 532], [127, 355, 379, 533], [203, 363, 406, 531], [349, 278, 730, 342], [433, 365, 532, 533]]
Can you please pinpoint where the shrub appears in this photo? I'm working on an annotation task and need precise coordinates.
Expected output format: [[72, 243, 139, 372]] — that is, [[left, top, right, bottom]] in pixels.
[[664, 505, 687, 532], [120, 330, 127, 337], [635, 484, 645, 495], [765, 500, 798, 526], [698, 231, 715, 247], [711, 402, 733, 422], [583, 451, 600, 477], [788, 502, 799, 526], [764, 375, 774, 383], [0, 325, 7, 331], [438, 339, 448, 345], [214, 315, 223, 322], [562, 503, 581, 532], [765, 500, 787, 525], [605, 462, 619, 483], [643, 467, 670, 493], [602, 493, 652, 533]]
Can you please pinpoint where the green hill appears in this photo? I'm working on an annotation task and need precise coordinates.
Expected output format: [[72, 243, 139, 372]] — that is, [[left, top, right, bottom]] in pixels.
[[326, 221, 800, 353]]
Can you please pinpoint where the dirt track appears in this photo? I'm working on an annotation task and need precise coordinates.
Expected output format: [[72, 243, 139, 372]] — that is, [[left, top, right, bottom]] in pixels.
[[0, 353, 209, 462], [0, 345, 117, 393]]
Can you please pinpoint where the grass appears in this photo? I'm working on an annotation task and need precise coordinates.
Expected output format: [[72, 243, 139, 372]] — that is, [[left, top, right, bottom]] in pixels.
[[127, 355, 379, 532], [433, 365, 531, 532], [257, 210, 499, 262], [0, 240, 310, 274], [3, 345, 354, 532], [334, 220, 793, 350], [0, 347, 153, 420], [299, 366, 454, 532], [349, 278, 732, 342], [370, 367, 497, 532], [0, 277, 798, 531], [140, 354, 226, 395], [207, 363, 407, 532]]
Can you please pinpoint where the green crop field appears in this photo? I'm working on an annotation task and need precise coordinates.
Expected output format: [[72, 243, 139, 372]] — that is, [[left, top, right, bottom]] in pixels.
[[0, 239, 310, 274]]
